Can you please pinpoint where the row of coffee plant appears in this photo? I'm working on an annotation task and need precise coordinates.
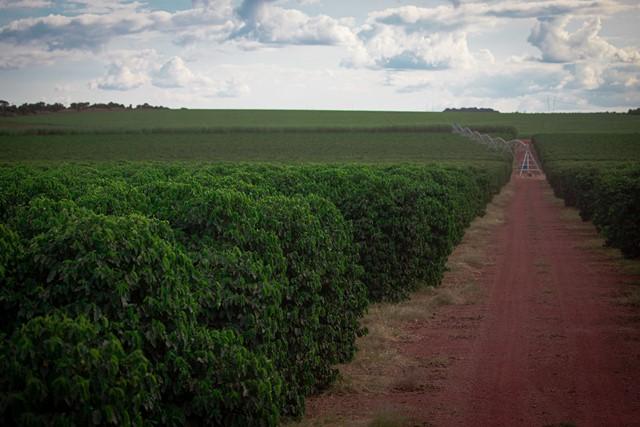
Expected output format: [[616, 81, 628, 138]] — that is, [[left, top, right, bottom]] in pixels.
[[0, 162, 510, 425], [535, 134, 640, 258]]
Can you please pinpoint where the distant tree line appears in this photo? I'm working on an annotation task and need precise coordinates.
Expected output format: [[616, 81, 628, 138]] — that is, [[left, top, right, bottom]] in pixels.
[[629, 108, 640, 115], [0, 100, 169, 116], [443, 107, 500, 113]]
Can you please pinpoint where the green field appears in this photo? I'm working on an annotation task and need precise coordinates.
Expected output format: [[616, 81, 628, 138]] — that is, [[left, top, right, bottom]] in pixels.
[[2, 109, 639, 163], [533, 133, 640, 162], [2, 109, 640, 136], [0, 132, 510, 163]]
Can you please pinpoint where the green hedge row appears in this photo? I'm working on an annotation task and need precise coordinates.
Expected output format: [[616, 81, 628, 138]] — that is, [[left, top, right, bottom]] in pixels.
[[535, 134, 640, 258], [1, 206, 283, 426], [190, 164, 511, 301], [538, 162, 640, 258], [0, 161, 510, 425]]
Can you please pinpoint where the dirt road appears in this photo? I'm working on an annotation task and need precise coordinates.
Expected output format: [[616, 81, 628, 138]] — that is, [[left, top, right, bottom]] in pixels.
[[303, 168, 640, 426]]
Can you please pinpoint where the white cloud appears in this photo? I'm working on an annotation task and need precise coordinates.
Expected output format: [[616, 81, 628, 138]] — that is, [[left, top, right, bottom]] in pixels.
[[147, 56, 250, 97], [480, 0, 631, 19], [563, 61, 605, 89], [88, 54, 252, 98], [0, 0, 52, 8], [367, 4, 489, 34], [364, 1, 635, 36], [231, 0, 356, 46], [89, 49, 156, 91], [0, 3, 235, 52], [0, 10, 175, 51], [344, 3, 502, 71], [91, 63, 148, 91], [528, 15, 640, 63], [466, 63, 568, 98], [152, 57, 197, 88], [0, 43, 80, 69], [61, 0, 145, 14], [214, 79, 251, 97], [387, 60, 566, 98], [340, 0, 639, 74], [345, 28, 480, 70], [0, 0, 355, 54], [564, 60, 640, 93]]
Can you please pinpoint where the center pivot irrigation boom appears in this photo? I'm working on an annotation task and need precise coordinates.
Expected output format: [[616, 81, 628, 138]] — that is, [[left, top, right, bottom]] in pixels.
[[451, 123, 543, 177]]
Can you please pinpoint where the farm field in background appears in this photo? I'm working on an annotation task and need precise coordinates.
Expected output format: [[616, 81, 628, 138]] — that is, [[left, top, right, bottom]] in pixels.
[[0, 131, 511, 163], [2, 109, 640, 136], [535, 133, 640, 162]]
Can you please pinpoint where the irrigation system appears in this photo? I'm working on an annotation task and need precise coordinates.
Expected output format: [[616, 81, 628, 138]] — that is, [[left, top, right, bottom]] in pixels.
[[451, 123, 542, 177]]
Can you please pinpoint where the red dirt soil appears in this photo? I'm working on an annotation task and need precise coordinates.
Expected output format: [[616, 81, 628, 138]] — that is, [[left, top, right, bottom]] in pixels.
[[304, 153, 640, 426]]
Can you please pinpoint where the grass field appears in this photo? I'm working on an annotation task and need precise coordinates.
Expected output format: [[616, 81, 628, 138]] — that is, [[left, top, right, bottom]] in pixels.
[[1, 110, 640, 136], [2, 109, 638, 163], [533, 133, 640, 162], [0, 131, 512, 163]]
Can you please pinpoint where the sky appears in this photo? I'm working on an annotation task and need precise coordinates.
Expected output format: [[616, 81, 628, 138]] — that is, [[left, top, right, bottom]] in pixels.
[[0, 0, 639, 112]]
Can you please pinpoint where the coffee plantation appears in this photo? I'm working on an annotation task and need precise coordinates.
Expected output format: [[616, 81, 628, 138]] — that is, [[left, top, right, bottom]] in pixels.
[[0, 162, 510, 425]]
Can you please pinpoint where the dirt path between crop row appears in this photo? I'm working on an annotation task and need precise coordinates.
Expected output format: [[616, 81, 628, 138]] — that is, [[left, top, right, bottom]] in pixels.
[[298, 158, 640, 426]]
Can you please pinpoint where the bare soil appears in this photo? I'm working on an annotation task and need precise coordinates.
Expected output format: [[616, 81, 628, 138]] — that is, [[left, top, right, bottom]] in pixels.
[[298, 162, 640, 426]]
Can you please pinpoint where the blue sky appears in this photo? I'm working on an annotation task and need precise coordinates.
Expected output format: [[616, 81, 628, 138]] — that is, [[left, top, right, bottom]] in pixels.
[[0, 0, 639, 112]]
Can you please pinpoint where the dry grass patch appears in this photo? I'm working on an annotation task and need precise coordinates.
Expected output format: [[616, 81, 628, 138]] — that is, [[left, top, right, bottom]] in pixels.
[[559, 209, 582, 222], [548, 188, 640, 307], [291, 414, 354, 427], [328, 181, 513, 394], [392, 371, 432, 393], [292, 404, 416, 427], [549, 197, 639, 279], [366, 407, 413, 427]]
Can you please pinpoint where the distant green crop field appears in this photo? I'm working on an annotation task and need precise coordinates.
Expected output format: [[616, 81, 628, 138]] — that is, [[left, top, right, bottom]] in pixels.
[[1, 109, 639, 136], [535, 133, 640, 162], [0, 131, 510, 163]]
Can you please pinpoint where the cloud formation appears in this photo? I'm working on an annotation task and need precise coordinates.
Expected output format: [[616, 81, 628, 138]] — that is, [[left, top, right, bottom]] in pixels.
[[0, 43, 77, 69], [529, 15, 640, 63], [150, 57, 250, 97], [152, 57, 198, 88], [91, 53, 251, 98], [92, 63, 148, 91], [0, 10, 172, 51], [0, 0, 638, 111], [90, 50, 154, 90], [230, 0, 356, 46], [0, 2, 235, 52], [0, 0, 355, 54], [344, 29, 480, 70], [0, 0, 51, 8]]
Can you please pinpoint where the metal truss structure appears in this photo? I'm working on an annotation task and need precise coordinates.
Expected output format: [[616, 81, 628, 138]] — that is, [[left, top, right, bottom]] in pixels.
[[451, 123, 543, 177]]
